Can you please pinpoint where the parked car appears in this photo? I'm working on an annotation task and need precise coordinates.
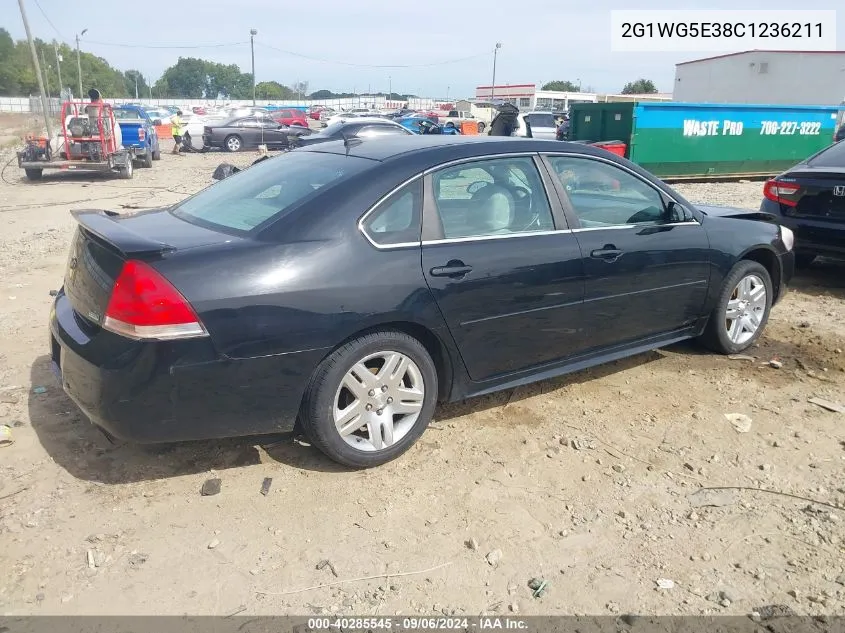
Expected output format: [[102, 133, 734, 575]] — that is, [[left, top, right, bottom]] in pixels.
[[514, 111, 558, 140], [50, 136, 794, 467], [396, 117, 460, 135], [202, 116, 310, 152], [295, 118, 412, 147], [272, 108, 309, 128], [113, 105, 161, 167], [143, 107, 174, 125], [760, 139, 845, 267]]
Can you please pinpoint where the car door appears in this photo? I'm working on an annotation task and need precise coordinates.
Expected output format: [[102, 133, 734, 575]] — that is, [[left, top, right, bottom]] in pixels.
[[421, 154, 586, 382], [257, 118, 289, 148], [542, 153, 710, 351], [235, 117, 263, 146]]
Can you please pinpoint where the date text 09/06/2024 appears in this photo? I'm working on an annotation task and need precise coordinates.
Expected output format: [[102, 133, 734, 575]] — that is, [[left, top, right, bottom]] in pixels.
[[307, 617, 529, 630]]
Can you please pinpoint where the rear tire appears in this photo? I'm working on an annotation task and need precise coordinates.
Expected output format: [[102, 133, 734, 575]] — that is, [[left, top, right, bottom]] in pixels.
[[300, 330, 438, 468], [142, 149, 153, 168], [699, 260, 772, 354], [224, 135, 242, 152], [152, 147, 161, 161], [118, 158, 134, 179], [24, 168, 43, 181], [794, 253, 816, 269]]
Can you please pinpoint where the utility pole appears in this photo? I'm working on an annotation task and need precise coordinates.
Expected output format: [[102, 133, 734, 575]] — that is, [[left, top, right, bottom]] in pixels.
[[40, 47, 51, 100], [388, 76, 392, 102], [76, 29, 87, 99], [491, 42, 502, 101], [250, 29, 257, 105], [53, 40, 63, 97], [17, 0, 53, 139], [134, 72, 139, 99]]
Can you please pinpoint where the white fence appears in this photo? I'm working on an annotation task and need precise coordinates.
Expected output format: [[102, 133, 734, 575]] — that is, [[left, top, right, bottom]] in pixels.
[[1, 95, 443, 114]]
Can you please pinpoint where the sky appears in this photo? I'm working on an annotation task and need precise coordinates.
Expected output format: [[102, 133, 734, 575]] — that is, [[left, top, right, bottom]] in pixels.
[[5, 0, 843, 98]]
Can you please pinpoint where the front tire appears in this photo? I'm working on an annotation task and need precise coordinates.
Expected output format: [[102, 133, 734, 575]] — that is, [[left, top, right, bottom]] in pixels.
[[224, 135, 242, 152], [699, 260, 772, 354], [300, 331, 438, 468], [142, 149, 153, 168], [24, 168, 42, 181]]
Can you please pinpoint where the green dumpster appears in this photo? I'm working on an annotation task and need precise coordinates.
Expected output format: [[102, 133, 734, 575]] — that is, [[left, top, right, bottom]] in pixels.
[[569, 102, 842, 179]]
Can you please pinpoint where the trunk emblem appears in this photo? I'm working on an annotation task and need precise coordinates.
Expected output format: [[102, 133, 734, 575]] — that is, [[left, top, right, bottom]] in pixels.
[[834, 186, 845, 197]]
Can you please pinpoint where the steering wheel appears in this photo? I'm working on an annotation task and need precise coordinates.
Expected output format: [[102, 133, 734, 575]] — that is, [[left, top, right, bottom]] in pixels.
[[467, 181, 489, 195]]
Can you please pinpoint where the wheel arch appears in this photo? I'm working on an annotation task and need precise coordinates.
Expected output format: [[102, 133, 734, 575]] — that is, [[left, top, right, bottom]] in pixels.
[[738, 245, 782, 303], [314, 320, 456, 404]]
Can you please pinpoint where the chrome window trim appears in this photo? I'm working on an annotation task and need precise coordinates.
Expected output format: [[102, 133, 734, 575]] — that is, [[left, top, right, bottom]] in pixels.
[[357, 173, 424, 250], [422, 229, 571, 246], [542, 152, 702, 226], [422, 152, 540, 175], [571, 221, 700, 233]]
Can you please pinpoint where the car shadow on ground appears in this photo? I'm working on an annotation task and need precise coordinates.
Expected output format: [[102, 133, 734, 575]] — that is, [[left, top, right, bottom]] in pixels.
[[789, 257, 845, 300], [28, 349, 664, 485]]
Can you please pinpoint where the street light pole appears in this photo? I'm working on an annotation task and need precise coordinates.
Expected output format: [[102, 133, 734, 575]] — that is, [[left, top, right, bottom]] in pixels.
[[491, 42, 502, 101], [388, 76, 392, 102], [53, 40, 63, 97], [16, 0, 53, 140], [250, 29, 257, 106], [134, 72, 139, 99], [75, 29, 87, 99]]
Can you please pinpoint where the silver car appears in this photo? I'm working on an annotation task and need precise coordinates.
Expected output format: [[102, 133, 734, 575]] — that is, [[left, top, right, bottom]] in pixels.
[[513, 111, 558, 140]]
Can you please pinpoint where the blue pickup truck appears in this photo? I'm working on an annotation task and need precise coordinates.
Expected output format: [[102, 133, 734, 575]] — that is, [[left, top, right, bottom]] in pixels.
[[113, 105, 160, 167]]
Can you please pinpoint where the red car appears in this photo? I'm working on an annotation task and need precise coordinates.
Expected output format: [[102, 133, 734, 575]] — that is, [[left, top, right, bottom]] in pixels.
[[309, 107, 326, 121], [273, 108, 309, 127]]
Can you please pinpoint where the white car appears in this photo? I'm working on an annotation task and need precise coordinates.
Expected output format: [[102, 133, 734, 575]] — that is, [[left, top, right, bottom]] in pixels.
[[513, 111, 558, 140]]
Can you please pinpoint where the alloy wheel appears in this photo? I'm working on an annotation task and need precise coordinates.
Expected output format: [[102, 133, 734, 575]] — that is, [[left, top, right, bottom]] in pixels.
[[725, 274, 766, 345], [332, 351, 425, 452]]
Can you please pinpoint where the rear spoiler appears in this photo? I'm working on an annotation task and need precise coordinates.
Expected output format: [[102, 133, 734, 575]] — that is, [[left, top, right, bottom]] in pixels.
[[71, 209, 176, 257]]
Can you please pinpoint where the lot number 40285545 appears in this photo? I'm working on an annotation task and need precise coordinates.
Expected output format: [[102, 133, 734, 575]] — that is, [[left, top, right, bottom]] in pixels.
[[760, 121, 821, 135]]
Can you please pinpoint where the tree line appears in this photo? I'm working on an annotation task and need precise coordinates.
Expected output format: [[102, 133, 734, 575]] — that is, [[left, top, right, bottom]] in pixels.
[[0, 28, 416, 101], [542, 79, 658, 94]]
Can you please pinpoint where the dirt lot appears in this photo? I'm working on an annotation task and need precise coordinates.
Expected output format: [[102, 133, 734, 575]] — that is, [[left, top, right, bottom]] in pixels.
[[0, 140, 844, 618]]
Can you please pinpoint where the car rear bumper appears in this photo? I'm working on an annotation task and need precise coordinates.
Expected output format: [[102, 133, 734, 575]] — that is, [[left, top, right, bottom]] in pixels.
[[777, 250, 795, 303], [49, 291, 326, 443], [762, 200, 845, 260]]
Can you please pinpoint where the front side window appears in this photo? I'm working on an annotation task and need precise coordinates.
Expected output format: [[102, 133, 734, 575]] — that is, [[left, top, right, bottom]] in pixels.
[[361, 179, 422, 245], [357, 125, 411, 137], [172, 152, 372, 234], [547, 156, 666, 227], [431, 157, 555, 239]]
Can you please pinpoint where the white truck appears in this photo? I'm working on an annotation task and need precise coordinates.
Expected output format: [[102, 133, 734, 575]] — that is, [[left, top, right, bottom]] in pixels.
[[439, 108, 493, 133]]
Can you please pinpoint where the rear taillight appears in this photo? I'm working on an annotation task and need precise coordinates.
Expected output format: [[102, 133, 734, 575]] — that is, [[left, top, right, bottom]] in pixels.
[[138, 128, 145, 141], [763, 179, 800, 207], [103, 260, 207, 341]]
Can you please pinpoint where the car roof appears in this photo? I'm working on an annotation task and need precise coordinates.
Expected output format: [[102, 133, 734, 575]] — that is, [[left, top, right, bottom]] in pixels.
[[299, 135, 597, 162]]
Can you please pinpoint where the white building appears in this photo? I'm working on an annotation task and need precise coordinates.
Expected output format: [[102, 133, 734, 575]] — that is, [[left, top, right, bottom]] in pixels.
[[673, 50, 845, 105], [474, 84, 597, 111]]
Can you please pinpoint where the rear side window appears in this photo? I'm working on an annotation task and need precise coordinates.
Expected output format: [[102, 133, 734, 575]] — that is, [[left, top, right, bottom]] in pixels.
[[172, 152, 372, 234], [807, 140, 845, 167], [361, 179, 422, 246]]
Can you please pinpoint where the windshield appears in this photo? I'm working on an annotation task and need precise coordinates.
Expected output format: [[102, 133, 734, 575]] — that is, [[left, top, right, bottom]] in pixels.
[[316, 121, 346, 136], [807, 139, 845, 168], [171, 152, 373, 234], [113, 109, 146, 120]]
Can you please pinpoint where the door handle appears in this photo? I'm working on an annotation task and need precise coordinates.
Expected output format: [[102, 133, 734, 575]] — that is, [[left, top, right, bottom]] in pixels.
[[429, 262, 473, 278], [590, 247, 623, 261]]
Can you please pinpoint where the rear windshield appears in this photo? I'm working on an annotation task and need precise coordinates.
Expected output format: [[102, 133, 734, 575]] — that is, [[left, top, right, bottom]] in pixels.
[[527, 113, 556, 128], [807, 140, 845, 167], [113, 109, 145, 120], [171, 152, 372, 234]]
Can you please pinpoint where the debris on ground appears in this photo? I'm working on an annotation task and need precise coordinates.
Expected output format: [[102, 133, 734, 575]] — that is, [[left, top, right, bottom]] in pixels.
[[200, 478, 222, 496], [528, 577, 548, 598], [728, 355, 755, 362], [807, 397, 845, 413], [32, 386, 46, 394], [768, 359, 783, 369], [724, 413, 752, 433], [571, 438, 596, 451], [0, 424, 13, 447], [260, 477, 272, 496], [655, 578, 675, 590], [486, 549, 503, 566], [752, 604, 796, 620], [207, 538, 220, 550], [316, 559, 338, 577], [465, 538, 479, 551]]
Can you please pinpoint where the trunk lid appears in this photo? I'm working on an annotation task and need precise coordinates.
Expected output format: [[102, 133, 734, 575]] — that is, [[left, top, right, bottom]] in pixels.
[[63, 209, 236, 326], [779, 166, 845, 222]]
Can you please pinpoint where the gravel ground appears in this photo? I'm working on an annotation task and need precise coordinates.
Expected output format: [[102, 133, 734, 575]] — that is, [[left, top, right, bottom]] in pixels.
[[0, 143, 843, 618]]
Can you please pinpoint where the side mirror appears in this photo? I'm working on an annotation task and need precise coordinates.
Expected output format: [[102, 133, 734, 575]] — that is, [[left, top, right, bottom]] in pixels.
[[667, 201, 694, 223], [152, 119, 162, 126]]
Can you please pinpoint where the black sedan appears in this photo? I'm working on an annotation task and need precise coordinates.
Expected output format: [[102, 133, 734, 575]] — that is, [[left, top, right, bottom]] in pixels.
[[760, 139, 845, 267], [202, 115, 311, 152], [295, 118, 412, 147], [50, 137, 794, 468]]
